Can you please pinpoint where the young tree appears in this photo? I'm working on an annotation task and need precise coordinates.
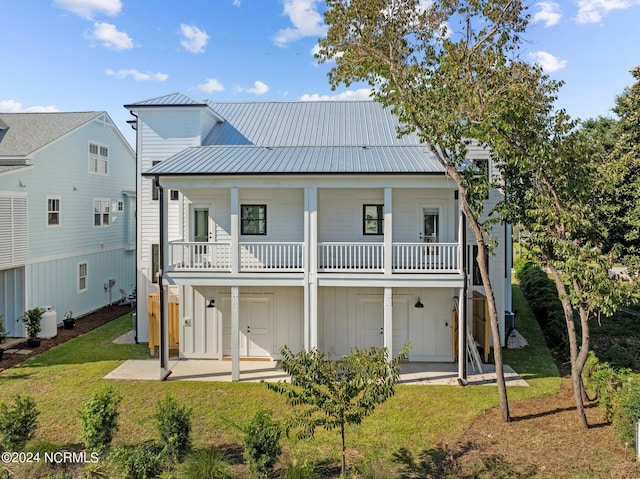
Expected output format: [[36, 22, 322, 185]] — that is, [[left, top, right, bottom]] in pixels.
[[317, 0, 561, 422], [266, 345, 408, 477]]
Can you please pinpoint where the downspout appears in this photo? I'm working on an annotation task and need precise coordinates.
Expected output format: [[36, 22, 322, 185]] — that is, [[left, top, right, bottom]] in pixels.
[[155, 175, 171, 380]]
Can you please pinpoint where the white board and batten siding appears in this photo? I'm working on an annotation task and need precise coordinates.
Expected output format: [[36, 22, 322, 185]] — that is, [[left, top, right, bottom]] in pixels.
[[180, 286, 303, 359], [319, 286, 455, 361]]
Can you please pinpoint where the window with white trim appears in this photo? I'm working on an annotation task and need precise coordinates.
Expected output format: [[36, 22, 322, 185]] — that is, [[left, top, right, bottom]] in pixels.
[[93, 199, 110, 227], [47, 197, 61, 226], [89, 142, 109, 175], [78, 262, 88, 292]]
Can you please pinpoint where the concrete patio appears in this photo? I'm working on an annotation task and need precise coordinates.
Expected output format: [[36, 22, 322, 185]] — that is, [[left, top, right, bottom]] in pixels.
[[104, 358, 528, 386]]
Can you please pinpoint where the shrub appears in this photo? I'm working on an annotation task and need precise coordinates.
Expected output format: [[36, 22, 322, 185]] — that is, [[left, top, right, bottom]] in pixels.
[[280, 459, 318, 479], [79, 386, 122, 452], [107, 441, 164, 479], [155, 393, 193, 462], [21, 307, 43, 340], [612, 378, 640, 448], [516, 262, 568, 350], [583, 352, 632, 421], [0, 395, 39, 450], [178, 448, 235, 479], [242, 409, 282, 479]]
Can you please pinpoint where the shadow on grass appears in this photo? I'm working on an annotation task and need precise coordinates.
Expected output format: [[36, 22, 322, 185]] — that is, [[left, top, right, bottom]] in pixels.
[[392, 444, 535, 479]]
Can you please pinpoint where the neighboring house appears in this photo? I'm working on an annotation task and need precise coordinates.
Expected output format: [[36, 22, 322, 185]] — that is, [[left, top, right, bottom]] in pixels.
[[126, 93, 512, 380], [0, 112, 136, 337]]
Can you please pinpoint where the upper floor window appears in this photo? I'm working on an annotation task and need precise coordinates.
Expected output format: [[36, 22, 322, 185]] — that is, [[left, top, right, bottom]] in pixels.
[[152, 161, 161, 200], [241, 205, 267, 235], [93, 199, 110, 227], [89, 142, 109, 175], [116, 200, 124, 212], [363, 204, 383, 235], [47, 197, 60, 226]]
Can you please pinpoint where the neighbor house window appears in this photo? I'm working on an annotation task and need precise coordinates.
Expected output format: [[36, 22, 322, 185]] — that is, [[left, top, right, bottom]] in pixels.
[[170, 190, 179, 201], [152, 244, 159, 283], [89, 142, 108, 175], [47, 197, 60, 226], [78, 262, 88, 292], [241, 205, 267, 235], [93, 199, 110, 227], [116, 200, 124, 212], [363, 204, 383, 235]]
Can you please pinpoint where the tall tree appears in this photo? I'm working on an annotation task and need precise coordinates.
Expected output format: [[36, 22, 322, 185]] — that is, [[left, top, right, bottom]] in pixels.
[[500, 69, 639, 428], [317, 0, 561, 422]]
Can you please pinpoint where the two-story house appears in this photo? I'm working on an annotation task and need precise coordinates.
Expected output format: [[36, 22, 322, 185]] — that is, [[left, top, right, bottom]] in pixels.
[[126, 93, 512, 380], [0, 112, 136, 338]]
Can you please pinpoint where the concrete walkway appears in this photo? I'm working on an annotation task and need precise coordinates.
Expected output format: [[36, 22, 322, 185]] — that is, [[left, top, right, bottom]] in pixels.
[[104, 358, 528, 386]]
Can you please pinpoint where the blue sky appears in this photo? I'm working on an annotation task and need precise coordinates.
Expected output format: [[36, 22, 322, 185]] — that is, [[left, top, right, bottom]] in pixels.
[[1, 0, 639, 145]]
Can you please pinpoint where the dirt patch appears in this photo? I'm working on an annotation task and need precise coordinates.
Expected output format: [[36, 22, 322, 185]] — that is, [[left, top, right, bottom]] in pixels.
[[0, 304, 134, 372], [454, 377, 640, 478]]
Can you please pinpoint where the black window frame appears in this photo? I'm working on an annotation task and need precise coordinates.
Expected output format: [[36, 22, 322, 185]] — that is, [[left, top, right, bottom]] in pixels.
[[240, 204, 267, 236], [362, 204, 384, 235]]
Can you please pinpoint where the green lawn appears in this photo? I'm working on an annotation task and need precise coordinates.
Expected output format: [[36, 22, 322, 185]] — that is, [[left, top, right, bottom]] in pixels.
[[0, 286, 560, 471]]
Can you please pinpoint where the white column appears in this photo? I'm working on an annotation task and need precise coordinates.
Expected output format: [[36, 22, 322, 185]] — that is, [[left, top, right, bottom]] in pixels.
[[457, 288, 467, 382], [304, 186, 318, 349], [383, 287, 393, 356], [230, 187, 239, 274], [231, 286, 240, 381], [384, 187, 393, 275]]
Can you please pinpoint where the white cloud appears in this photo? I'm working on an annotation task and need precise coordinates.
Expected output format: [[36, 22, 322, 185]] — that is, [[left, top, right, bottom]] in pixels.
[[232, 0, 241, 5], [54, 0, 122, 19], [299, 88, 373, 101], [198, 78, 225, 93], [576, 0, 639, 23], [106, 69, 169, 81], [180, 24, 210, 53], [235, 80, 270, 95], [528, 51, 568, 72], [88, 22, 133, 50], [532, 1, 562, 27], [0, 100, 59, 112], [273, 0, 327, 47]]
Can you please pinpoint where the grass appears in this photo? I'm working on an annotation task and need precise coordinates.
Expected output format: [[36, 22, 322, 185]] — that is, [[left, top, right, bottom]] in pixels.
[[0, 292, 561, 473]]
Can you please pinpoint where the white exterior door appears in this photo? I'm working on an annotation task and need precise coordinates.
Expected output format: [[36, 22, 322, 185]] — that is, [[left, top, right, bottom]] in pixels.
[[223, 294, 274, 357], [357, 295, 383, 348]]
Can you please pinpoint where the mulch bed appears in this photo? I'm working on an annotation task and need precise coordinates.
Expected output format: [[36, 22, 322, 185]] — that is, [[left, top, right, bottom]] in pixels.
[[0, 304, 134, 372]]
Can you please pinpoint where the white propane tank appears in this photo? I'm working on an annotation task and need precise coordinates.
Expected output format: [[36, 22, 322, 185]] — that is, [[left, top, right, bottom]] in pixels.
[[38, 306, 58, 339]]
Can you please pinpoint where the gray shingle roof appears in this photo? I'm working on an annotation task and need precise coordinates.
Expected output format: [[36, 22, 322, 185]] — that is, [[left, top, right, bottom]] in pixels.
[[0, 112, 103, 159]]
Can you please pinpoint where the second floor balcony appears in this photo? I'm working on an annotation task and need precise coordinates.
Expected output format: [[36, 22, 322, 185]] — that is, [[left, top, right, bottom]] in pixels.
[[167, 241, 460, 274]]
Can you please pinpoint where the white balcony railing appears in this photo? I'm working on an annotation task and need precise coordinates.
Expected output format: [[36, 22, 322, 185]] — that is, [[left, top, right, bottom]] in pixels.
[[169, 242, 232, 271], [168, 241, 459, 273], [240, 242, 304, 271], [318, 242, 384, 272], [392, 243, 459, 272]]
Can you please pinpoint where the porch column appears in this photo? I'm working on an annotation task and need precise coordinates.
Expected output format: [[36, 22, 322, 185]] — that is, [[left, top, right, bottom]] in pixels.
[[304, 186, 318, 350], [231, 286, 240, 381], [384, 187, 393, 275], [457, 288, 467, 383], [383, 287, 393, 356], [230, 187, 239, 274]]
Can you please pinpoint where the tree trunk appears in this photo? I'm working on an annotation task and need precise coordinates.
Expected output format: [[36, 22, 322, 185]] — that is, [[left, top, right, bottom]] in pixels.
[[341, 423, 346, 477], [547, 264, 589, 429], [463, 201, 510, 422]]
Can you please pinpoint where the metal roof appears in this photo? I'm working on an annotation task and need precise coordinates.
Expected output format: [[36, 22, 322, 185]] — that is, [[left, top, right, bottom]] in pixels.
[[143, 145, 444, 176], [203, 101, 421, 147], [124, 92, 208, 108], [0, 112, 103, 159]]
